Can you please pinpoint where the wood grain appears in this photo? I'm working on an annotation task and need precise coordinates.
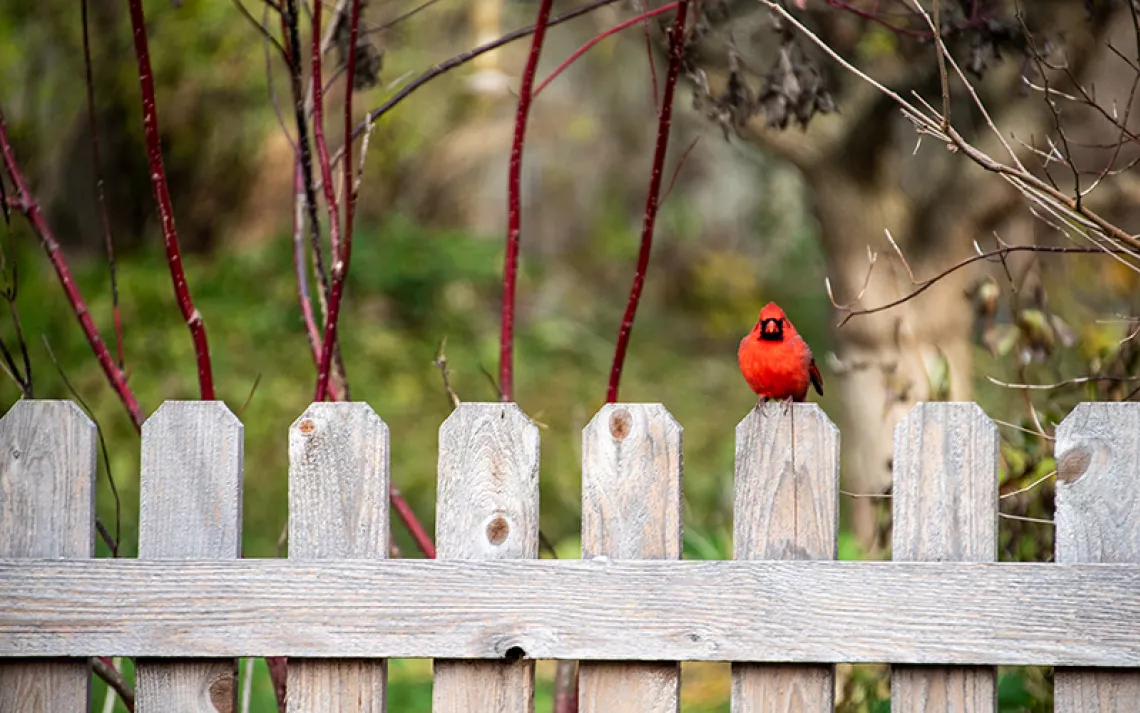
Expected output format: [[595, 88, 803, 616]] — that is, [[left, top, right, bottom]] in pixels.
[[731, 403, 838, 713], [433, 402, 540, 713], [136, 401, 243, 713], [580, 404, 682, 713], [891, 403, 997, 712], [1054, 402, 1140, 712], [0, 401, 95, 713], [287, 403, 389, 712], [1, 558, 1139, 664]]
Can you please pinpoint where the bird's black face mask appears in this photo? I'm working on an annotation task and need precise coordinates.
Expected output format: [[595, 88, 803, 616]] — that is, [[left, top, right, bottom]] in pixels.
[[758, 318, 784, 342]]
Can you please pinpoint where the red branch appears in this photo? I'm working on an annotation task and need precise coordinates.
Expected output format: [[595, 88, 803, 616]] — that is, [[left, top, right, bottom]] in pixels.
[[605, 0, 689, 403], [311, 3, 342, 260], [392, 485, 437, 558], [313, 0, 362, 403], [500, 0, 556, 403], [0, 106, 144, 431], [127, 0, 215, 400], [533, 2, 680, 98]]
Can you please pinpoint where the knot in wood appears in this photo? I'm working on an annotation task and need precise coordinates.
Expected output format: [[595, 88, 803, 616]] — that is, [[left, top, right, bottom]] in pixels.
[[298, 418, 316, 435], [9, 448, 18, 460], [486, 516, 510, 545], [1057, 446, 1091, 483], [208, 674, 234, 712], [609, 408, 632, 441]]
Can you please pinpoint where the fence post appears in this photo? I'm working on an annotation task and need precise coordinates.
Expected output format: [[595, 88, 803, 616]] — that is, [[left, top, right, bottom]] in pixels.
[[287, 402, 390, 711], [136, 401, 243, 713], [0, 401, 95, 713], [433, 402, 540, 712], [730, 402, 839, 712], [1054, 402, 1140, 711], [891, 402, 997, 712], [579, 403, 682, 713]]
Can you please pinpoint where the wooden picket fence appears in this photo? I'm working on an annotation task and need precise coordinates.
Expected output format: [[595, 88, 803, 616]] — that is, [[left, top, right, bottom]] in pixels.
[[1, 399, 1138, 713]]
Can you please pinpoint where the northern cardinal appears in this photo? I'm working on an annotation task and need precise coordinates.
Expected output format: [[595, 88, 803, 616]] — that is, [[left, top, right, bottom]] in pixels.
[[738, 302, 823, 402]]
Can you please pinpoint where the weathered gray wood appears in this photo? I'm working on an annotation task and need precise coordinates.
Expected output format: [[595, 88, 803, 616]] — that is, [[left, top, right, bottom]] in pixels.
[[579, 404, 682, 713], [891, 402, 997, 712], [1054, 402, 1140, 712], [0, 401, 95, 713], [288, 403, 389, 712], [136, 401, 243, 713], [731, 403, 838, 713], [433, 402, 540, 713], [2, 558, 1140, 664]]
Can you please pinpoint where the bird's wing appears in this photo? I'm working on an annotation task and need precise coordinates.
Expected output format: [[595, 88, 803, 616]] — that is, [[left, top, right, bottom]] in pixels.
[[808, 357, 823, 397]]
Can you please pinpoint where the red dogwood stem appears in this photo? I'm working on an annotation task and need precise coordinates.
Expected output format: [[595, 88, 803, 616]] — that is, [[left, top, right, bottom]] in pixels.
[[0, 105, 144, 431], [533, 2, 680, 98], [606, 0, 689, 403], [500, 0, 556, 403], [310, 3, 342, 260], [127, 0, 215, 400], [313, 0, 362, 403]]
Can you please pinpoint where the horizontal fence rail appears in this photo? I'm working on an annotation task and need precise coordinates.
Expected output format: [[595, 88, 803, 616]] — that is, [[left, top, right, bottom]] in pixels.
[[1, 398, 1138, 713], [2, 559, 1140, 665]]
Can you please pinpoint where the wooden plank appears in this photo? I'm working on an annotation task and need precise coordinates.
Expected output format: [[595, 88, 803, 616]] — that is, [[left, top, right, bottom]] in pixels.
[[579, 404, 683, 713], [1054, 402, 1140, 712], [0, 401, 95, 713], [433, 402, 540, 713], [2, 558, 1140, 664], [288, 403, 389, 712], [891, 402, 997, 712], [731, 403, 838, 713], [136, 401, 243, 713]]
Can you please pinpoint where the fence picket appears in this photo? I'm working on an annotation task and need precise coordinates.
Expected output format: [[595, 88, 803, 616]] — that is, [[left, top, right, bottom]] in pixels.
[[0, 401, 95, 713], [433, 402, 540, 713], [287, 403, 390, 711], [136, 401, 243, 713], [579, 403, 683, 713], [731, 403, 839, 712], [891, 402, 997, 712], [1054, 402, 1140, 711]]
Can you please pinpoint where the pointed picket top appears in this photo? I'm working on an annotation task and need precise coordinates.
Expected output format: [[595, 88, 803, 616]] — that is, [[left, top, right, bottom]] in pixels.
[[434, 402, 540, 712], [581, 403, 683, 560], [892, 401, 997, 562], [437, 402, 540, 560], [733, 402, 839, 560], [139, 400, 243, 559], [0, 400, 95, 713], [891, 402, 997, 712], [1055, 402, 1140, 564]]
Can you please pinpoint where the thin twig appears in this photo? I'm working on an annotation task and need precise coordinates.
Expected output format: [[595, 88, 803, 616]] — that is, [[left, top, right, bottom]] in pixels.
[[1000, 512, 1053, 525], [606, 0, 690, 403], [81, 0, 125, 373], [500, 0, 558, 402], [127, 0, 215, 400], [986, 374, 1140, 390], [532, 2, 681, 98], [1000, 470, 1056, 500], [43, 336, 121, 557], [310, 0, 342, 261], [434, 336, 461, 409]]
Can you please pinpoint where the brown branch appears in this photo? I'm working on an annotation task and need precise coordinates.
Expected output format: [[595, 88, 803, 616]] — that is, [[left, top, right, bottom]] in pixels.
[[500, 0, 557, 402], [833, 244, 1131, 326], [127, 0, 215, 400], [0, 105, 144, 431], [607, 0, 690, 403], [293, 157, 324, 365], [81, 0, 124, 372], [348, 0, 625, 146]]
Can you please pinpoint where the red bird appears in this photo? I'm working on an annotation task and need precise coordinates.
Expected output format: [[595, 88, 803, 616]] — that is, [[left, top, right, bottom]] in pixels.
[[738, 302, 823, 402]]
